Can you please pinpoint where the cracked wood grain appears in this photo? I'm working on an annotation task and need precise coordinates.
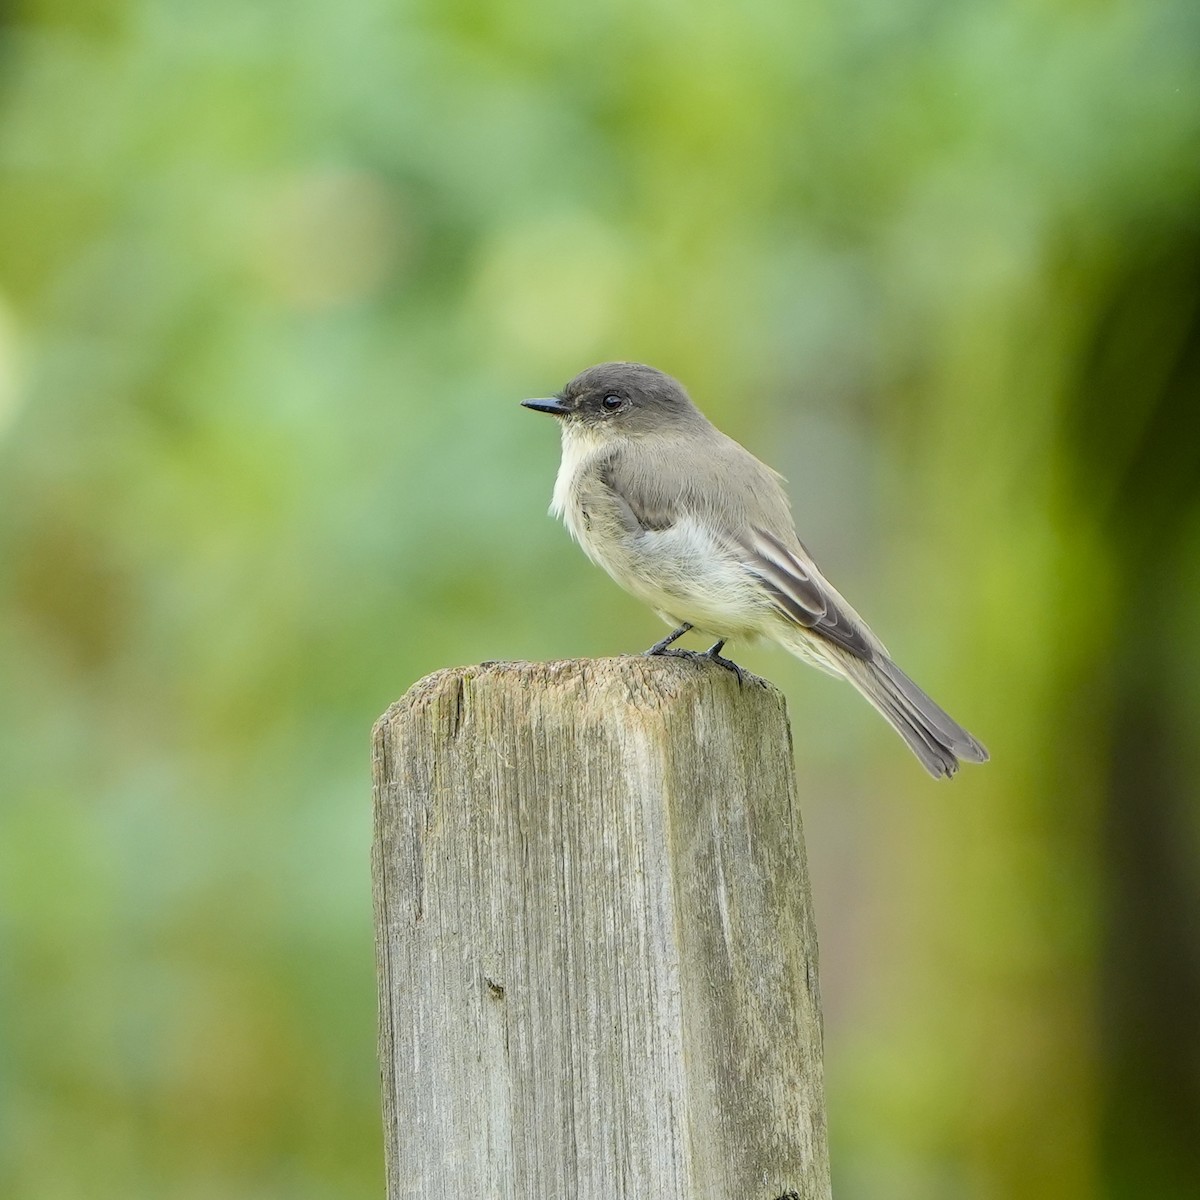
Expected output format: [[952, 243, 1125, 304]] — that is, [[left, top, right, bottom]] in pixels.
[[371, 656, 831, 1199]]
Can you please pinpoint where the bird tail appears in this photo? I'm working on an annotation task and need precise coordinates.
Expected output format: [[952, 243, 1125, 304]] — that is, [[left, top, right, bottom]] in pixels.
[[778, 628, 988, 778], [844, 653, 988, 778]]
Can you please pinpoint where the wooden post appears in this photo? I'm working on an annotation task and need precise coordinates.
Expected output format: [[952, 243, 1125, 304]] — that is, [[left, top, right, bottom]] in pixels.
[[371, 657, 831, 1200]]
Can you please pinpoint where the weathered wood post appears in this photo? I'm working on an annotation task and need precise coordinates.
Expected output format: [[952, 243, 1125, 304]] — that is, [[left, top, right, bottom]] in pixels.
[[371, 656, 830, 1199]]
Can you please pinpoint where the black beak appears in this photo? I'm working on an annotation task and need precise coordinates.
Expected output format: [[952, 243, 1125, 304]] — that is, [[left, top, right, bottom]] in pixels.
[[521, 397, 569, 417]]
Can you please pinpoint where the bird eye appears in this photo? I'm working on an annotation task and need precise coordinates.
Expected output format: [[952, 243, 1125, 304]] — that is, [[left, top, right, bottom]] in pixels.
[[601, 394, 624, 412]]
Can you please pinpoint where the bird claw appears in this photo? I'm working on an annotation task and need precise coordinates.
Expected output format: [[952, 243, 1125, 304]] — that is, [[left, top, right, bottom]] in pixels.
[[641, 623, 693, 656], [703, 642, 748, 687], [641, 628, 748, 686]]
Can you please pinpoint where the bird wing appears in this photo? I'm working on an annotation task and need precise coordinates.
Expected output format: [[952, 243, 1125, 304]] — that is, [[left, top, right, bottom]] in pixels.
[[596, 457, 676, 532], [737, 525, 873, 660], [596, 437, 875, 661]]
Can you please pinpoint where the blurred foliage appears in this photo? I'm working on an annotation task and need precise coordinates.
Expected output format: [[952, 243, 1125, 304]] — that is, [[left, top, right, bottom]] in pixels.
[[1, 0, 1198, 1197]]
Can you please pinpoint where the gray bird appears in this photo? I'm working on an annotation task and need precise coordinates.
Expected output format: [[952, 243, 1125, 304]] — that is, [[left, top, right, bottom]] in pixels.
[[523, 361, 988, 778]]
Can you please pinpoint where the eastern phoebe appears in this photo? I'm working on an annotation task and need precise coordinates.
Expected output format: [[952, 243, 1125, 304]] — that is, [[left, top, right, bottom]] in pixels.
[[522, 361, 988, 778]]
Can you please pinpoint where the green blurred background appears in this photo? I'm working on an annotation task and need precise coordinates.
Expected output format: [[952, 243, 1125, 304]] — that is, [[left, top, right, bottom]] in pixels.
[[2, 1, 1198, 1196]]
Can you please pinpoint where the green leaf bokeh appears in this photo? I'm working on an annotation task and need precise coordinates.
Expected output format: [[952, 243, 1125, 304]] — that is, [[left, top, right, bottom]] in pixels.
[[2, 1, 1198, 1197]]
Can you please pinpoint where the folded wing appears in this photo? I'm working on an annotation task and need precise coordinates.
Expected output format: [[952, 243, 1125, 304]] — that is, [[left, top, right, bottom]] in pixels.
[[741, 526, 874, 660]]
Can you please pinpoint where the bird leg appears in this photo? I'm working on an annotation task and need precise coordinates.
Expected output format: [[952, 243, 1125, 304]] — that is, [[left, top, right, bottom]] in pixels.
[[703, 640, 748, 686], [642, 623, 693, 657]]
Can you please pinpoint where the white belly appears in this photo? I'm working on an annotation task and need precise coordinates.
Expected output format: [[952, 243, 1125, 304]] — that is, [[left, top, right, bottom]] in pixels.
[[550, 435, 769, 639], [607, 517, 770, 638]]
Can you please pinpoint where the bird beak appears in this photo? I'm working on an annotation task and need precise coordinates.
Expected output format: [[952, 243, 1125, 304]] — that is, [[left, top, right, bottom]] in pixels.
[[521, 397, 569, 417]]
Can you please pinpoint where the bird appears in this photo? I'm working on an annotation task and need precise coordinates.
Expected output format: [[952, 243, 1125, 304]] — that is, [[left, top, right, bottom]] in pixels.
[[522, 361, 988, 778]]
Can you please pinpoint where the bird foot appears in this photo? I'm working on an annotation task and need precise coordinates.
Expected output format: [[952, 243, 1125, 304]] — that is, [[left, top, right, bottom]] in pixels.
[[642, 623, 693, 656], [703, 642, 748, 687]]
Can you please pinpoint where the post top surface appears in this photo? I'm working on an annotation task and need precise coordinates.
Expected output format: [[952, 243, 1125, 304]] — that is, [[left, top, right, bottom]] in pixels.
[[373, 655, 782, 738]]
